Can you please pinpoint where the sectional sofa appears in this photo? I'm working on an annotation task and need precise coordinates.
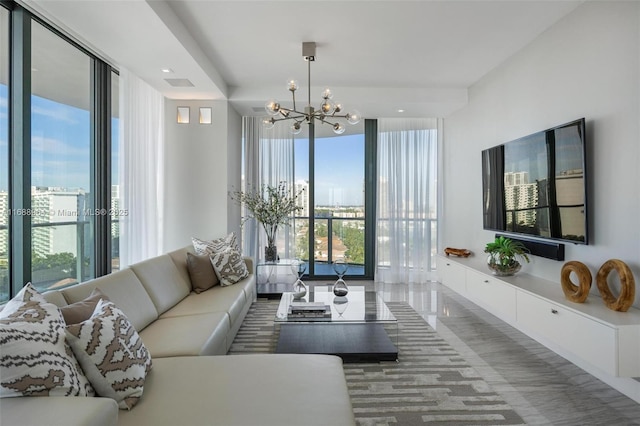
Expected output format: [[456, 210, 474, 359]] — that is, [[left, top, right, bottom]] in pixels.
[[1, 244, 356, 426]]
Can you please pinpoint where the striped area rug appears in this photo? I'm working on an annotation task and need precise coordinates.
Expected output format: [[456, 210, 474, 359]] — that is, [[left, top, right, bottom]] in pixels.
[[229, 300, 525, 426]]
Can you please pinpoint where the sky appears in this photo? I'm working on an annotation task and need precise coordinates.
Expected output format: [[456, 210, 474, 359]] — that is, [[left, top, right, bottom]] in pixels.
[[503, 125, 584, 182], [0, 84, 119, 193], [0, 81, 363, 206], [295, 133, 365, 206]]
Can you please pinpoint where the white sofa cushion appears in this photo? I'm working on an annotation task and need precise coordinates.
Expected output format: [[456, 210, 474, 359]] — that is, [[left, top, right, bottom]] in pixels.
[[0, 396, 118, 426], [139, 312, 230, 357], [61, 269, 158, 332], [118, 355, 356, 426], [129, 255, 191, 315]]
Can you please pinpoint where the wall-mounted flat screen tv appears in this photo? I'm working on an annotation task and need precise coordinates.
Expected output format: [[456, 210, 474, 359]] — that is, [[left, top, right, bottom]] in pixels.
[[482, 118, 588, 244]]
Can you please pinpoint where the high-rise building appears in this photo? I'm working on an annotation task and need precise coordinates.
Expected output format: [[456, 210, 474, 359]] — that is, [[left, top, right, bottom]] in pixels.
[[31, 187, 89, 258], [504, 172, 538, 227], [295, 180, 309, 217]]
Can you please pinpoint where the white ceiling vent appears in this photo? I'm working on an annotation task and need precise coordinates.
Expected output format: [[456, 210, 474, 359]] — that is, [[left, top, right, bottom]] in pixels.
[[164, 78, 194, 87]]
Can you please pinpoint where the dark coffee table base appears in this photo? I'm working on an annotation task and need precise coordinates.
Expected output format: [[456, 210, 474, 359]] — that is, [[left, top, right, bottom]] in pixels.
[[275, 323, 398, 363]]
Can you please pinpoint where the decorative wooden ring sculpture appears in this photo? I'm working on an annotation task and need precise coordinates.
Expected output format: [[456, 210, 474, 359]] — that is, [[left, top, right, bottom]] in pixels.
[[560, 261, 592, 303], [596, 259, 636, 312]]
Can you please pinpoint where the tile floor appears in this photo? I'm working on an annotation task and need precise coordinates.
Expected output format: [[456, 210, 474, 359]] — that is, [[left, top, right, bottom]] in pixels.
[[368, 279, 640, 426]]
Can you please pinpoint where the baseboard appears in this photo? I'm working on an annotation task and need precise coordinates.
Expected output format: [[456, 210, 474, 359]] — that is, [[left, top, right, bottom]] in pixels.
[[495, 234, 565, 261]]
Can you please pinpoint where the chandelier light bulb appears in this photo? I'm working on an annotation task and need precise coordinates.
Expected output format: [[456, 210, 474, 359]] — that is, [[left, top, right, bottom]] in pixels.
[[347, 110, 362, 125], [262, 117, 276, 129], [321, 88, 333, 99], [333, 102, 343, 113], [265, 99, 280, 116], [333, 123, 346, 134], [287, 79, 299, 92], [321, 100, 335, 115], [291, 122, 303, 135]]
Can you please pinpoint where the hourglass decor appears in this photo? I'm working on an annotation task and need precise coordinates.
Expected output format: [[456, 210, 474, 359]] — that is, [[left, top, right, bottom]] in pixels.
[[291, 259, 308, 299], [332, 259, 349, 297]]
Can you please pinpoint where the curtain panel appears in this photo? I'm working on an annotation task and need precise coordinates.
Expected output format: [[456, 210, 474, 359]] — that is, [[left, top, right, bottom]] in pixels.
[[118, 68, 165, 268], [376, 118, 440, 284], [241, 118, 295, 261]]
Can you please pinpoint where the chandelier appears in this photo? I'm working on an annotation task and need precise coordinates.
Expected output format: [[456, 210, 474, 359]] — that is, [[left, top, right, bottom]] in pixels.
[[263, 42, 361, 135]]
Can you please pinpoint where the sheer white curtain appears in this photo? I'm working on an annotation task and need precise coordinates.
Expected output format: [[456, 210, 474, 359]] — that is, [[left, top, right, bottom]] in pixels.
[[376, 118, 440, 284], [118, 68, 165, 268], [241, 118, 294, 261]]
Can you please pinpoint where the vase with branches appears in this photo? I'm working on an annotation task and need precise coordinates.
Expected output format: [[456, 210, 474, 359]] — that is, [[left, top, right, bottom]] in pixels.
[[231, 181, 303, 262]]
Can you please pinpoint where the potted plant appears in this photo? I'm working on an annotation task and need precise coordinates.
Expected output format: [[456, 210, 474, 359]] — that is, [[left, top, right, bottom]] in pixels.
[[230, 181, 303, 262], [484, 236, 530, 276]]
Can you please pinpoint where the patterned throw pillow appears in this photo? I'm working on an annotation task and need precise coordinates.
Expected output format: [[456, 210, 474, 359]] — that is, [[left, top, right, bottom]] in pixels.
[[66, 299, 152, 410], [0, 283, 94, 398], [210, 247, 249, 286], [191, 232, 238, 256]]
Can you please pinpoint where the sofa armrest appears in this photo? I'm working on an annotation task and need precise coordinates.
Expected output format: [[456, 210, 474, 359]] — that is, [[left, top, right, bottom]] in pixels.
[[0, 396, 118, 426]]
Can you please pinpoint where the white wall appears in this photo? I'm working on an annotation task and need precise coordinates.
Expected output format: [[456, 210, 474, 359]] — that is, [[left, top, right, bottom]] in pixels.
[[163, 99, 241, 251], [443, 2, 640, 308]]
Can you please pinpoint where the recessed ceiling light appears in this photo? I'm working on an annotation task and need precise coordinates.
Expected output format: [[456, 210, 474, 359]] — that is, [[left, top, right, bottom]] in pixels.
[[161, 68, 173, 73], [397, 109, 405, 113]]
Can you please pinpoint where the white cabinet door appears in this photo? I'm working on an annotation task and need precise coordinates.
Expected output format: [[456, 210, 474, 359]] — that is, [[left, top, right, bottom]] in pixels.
[[466, 269, 517, 322], [437, 256, 466, 295], [517, 291, 618, 376]]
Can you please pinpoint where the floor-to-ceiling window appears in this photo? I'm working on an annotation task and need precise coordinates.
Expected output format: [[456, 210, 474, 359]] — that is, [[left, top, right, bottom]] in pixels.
[[30, 20, 93, 291], [292, 121, 372, 279], [0, 6, 9, 301], [1, 2, 116, 302]]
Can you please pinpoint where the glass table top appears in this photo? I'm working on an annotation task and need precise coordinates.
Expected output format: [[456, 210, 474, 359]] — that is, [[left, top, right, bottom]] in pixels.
[[275, 285, 397, 324]]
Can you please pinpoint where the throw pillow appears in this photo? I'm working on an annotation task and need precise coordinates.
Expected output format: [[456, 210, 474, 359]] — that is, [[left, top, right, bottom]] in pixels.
[[0, 283, 94, 398], [191, 232, 238, 256], [66, 299, 152, 410], [59, 288, 109, 325], [210, 247, 249, 286], [186, 252, 219, 293]]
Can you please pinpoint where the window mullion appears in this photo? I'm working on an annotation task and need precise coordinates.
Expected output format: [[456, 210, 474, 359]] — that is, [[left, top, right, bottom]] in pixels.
[[9, 6, 31, 295]]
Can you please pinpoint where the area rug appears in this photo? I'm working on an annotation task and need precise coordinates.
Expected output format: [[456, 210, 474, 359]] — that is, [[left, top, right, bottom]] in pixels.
[[229, 300, 525, 426]]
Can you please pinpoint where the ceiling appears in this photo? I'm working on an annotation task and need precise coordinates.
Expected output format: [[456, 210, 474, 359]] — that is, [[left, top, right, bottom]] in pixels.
[[23, 0, 582, 119]]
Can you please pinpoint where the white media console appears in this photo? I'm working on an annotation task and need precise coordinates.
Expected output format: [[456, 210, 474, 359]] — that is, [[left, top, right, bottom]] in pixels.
[[436, 254, 640, 402]]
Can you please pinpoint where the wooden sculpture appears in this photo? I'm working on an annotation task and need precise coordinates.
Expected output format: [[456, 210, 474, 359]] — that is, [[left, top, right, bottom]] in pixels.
[[560, 261, 592, 303], [444, 247, 472, 258], [596, 259, 636, 312]]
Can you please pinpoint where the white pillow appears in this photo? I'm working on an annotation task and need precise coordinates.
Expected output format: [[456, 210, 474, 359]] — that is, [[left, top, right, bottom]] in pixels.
[[0, 283, 94, 398], [192, 232, 238, 256], [210, 247, 249, 286], [66, 299, 152, 410]]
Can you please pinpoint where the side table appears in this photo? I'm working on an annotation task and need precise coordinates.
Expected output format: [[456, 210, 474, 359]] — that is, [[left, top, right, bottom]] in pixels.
[[256, 259, 298, 299]]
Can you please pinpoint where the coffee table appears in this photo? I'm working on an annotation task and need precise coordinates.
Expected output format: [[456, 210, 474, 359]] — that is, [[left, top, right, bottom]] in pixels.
[[274, 285, 398, 362]]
